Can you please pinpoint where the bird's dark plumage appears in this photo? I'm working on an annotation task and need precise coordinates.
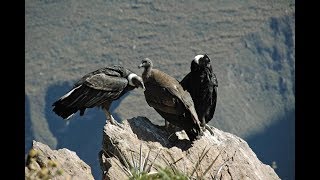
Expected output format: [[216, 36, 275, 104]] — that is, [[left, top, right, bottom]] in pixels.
[[180, 54, 218, 127], [52, 65, 145, 122], [138, 58, 202, 141]]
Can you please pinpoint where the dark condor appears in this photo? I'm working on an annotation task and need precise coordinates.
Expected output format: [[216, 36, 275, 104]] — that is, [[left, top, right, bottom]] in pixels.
[[180, 54, 218, 134], [52, 65, 145, 126]]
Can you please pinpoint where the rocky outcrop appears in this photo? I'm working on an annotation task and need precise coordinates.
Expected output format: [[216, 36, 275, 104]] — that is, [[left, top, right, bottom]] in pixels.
[[25, 141, 94, 180], [25, 117, 281, 180], [100, 116, 280, 180]]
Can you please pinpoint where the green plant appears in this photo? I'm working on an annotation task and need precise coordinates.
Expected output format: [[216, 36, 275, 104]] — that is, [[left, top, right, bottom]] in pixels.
[[25, 149, 64, 180], [104, 142, 236, 180], [103, 143, 162, 178]]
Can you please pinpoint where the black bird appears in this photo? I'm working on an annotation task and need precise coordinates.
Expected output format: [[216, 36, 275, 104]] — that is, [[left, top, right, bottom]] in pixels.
[[180, 54, 218, 134], [138, 58, 203, 141], [52, 65, 145, 126]]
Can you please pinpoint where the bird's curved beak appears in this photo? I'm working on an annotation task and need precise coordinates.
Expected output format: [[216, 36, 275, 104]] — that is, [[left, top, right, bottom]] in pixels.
[[138, 63, 144, 69], [135, 77, 146, 91], [139, 81, 146, 91]]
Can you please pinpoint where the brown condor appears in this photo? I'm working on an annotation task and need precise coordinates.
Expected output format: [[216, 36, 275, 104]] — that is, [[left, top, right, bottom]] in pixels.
[[138, 58, 203, 141]]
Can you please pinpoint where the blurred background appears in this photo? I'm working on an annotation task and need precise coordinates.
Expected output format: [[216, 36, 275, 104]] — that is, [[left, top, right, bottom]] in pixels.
[[25, 0, 295, 179]]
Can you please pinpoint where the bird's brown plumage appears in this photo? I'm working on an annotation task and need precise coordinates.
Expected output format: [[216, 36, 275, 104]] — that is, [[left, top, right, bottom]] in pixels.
[[139, 58, 202, 140]]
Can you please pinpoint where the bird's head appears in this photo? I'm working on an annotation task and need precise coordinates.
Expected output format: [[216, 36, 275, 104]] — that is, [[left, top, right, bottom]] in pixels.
[[191, 54, 211, 69], [138, 58, 153, 69], [128, 73, 145, 91], [193, 54, 211, 68]]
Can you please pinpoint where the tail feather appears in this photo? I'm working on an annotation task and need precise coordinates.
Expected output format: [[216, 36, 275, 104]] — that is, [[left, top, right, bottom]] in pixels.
[[154, 109, 201, 141], [180, 90, 201, 126], [66, 113, 75, 120], [52, 85, 86, 119], [52, 100, 78, 119], [52, 83, 117, 120]]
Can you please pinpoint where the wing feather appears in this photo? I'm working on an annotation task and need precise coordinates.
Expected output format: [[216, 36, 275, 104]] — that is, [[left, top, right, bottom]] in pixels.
[[52, 65, 136, 119], [146, 70, 200, 126], [84, 73, 128, 91]]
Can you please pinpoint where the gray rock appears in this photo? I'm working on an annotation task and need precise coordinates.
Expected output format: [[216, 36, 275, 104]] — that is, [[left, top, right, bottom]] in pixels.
[[100, 116, 280, 180], [25, 141, 94, 180]]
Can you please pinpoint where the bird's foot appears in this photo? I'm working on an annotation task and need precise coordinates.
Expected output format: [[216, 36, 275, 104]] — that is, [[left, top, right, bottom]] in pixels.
[[166, 123, 176, 133], [163, 123, 180, 142], [167, 132, 178, 142], [202, 124, 214, 136], [108, 116, 124, 129]]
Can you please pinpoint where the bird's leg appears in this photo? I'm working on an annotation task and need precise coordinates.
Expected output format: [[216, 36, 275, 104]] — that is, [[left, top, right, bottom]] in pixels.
[[103, 108, 123, 128], [201, 117, 206, 128], [167, 132, 177, 141], [165, 120, 169, 129], [200, 117, 214, 136], [164, 120, 177, 135], [164, 120, 171, 134], [165, 120, 172, 132]]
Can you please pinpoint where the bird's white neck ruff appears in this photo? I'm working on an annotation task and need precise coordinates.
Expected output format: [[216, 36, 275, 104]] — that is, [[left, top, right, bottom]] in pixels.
[[128, 73, 138, 86], [194, 54, 204, 64]]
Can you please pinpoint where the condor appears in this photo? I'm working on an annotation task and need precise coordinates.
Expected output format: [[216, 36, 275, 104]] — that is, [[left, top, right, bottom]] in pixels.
[[52, 65, 145, 126], [180, 54, 218, 134], [138, 58, 202, 141]]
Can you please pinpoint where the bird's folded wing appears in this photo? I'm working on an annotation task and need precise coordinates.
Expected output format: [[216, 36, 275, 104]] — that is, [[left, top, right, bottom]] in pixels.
[[212, 73, 218, 87], [84, 73, 128, 91], [74, 65, 132, 86], [144, 83, 176, 107], [179, 72, 191, 90], [166, 86, 200, 125]]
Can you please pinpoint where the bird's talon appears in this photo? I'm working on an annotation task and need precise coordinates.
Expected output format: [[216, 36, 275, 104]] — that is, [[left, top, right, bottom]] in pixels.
[[109, 118, 124, 128], [204, 124, 214, 136]]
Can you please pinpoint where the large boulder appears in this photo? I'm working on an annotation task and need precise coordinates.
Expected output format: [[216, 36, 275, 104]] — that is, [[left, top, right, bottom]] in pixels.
[[100, 116, 280, 180]]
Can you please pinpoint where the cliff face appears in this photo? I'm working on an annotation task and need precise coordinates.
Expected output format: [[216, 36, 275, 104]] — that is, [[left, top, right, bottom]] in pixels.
[[99, 117, 280, 180], [25, 117, 280, 179], [25, 141, 94, 180]]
